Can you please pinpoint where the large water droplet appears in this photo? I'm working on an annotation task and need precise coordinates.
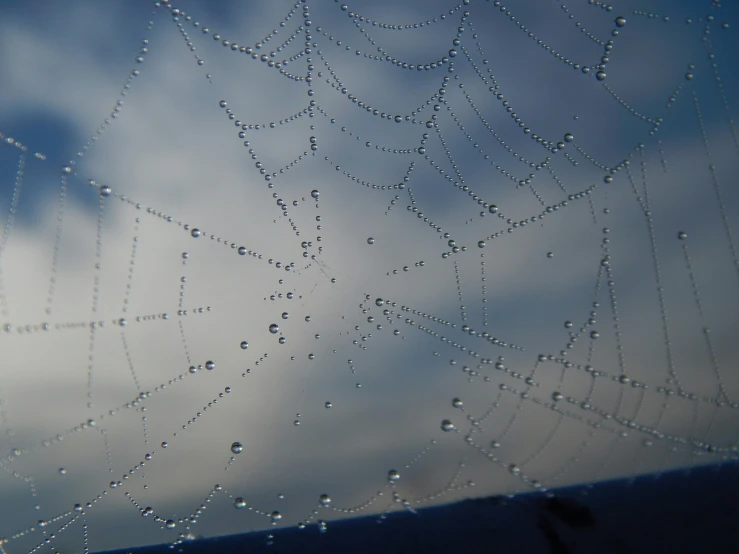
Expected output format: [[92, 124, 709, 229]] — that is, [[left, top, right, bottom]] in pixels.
[[240, 341, 249, 350], [269, 323, 279, 334], [234, 498, 247, 509], [231, 442, 243, 454], [311, 190, 319, 199], [441, 419, 455, 432], [319, 494, 331, 506]]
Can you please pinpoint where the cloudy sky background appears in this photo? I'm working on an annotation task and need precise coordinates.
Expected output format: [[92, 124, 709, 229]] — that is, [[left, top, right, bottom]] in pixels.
[[0, 0, 738, 551]]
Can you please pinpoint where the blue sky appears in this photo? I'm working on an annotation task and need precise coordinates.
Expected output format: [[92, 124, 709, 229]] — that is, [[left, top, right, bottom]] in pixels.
[[0, 0, 738, 551]]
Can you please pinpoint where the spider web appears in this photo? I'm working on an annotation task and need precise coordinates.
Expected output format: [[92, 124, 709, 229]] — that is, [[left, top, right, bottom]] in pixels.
[[0, 0, 738, 551]]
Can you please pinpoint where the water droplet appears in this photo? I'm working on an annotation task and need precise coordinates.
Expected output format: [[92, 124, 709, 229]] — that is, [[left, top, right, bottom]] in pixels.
[[375, 298, 384, 307], [205, 360, 215, 370], [489, 205, 498, 213], [615, 16, 626, 27], [319, 494, 331, 506], [165, 520, 176, 529], [240, 341, 249, 350], [596, 71, 607, 81], [552, 392, 563, 402], [478, 240, 486, 248], [191, 228, 201, 238], [271, 511, 282, 522], [388, 469, 400, 481], [58, 468, 66, 475], [61, 165, 72, 174], [311, 190, 319, 199], [564, 133, 574, 142], [219, 100, 227, 108], [231, 442, 243, 454], [100, 186, 112, 197], [325, 401, 332, 408], [590, 330, 599, 339], [269, 323, 279, 334], [367, 237, 375, 245], [238, 246, 247, 255], [281, 312, 289, 319], [441, 419, 455, 432], [564, 321, 573, 328], [161, 441, 168, 448], [234, 497, 247, 509], [509, 464, 521, 475], [452, 398, 463, 408], [678, 231, 687, 240]]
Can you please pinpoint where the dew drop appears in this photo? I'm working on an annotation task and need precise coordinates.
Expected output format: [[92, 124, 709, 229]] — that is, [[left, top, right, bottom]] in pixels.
[[100, 186, 112, 197], [478, 240, 486, 248], [441, 419, 455, 432], [311, 189, 319, 199], [191, 228, 201, 238], [615, 16, 626, 27], [234, 498, 247, 509], [452, 398, 463, 408], [596, 71, 607, 81], [319, 494, 331, 506], [388, 469, 400, 481], [269, 323, 279, 334], [231, 442, 243, 454], [367, 237, 375, 245], [240, 341, 249, 350], [678, 231, 687, 240]]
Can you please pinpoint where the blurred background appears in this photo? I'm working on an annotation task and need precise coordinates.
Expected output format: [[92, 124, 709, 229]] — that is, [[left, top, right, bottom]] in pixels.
[[0, 0, 737, 552]]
